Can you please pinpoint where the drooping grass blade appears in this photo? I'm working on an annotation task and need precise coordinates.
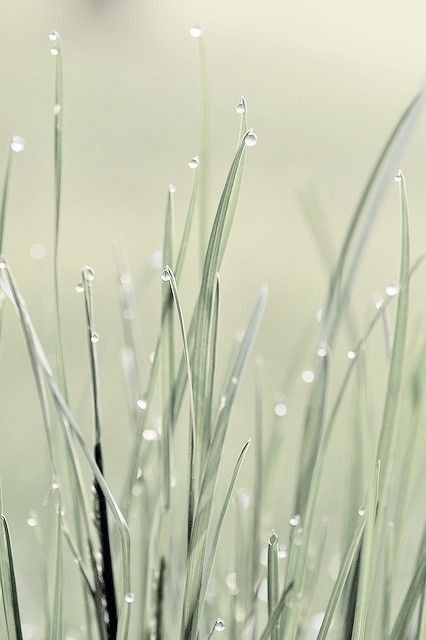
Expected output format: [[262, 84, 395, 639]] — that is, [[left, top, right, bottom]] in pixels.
[[267, 531, 280, 640]]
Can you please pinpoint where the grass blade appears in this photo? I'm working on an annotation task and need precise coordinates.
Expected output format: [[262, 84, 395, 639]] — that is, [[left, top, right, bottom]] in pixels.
[[267, 532, 280, 640], [317, 516, 365, 640], [0, 486, 23, 640], [49, 509, 63, 640]]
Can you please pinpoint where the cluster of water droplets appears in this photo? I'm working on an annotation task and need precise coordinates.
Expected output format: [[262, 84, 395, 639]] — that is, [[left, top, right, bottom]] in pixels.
[[10, 136, 25, 153], [48, 31, 61, 56]]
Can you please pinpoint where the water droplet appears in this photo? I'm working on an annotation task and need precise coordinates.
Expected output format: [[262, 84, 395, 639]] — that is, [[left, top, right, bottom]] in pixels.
[[385, 282, 399, 297], [0, 257, 7, 269], [393, 170, 402, 183], [188, 155, 199, 170], [27, 512, 38, 527], [219, 395, 226, 410], [269, 531, 278, 546], [274, 403, 287, 417], [316, 308, 323, 322], [238, 490, 250, 509], [30, 243, 46, 260], [289, 514, 301, 527], [50, 47, 59, 56], [149, 351, 156, 363], [137, 398, 147, 410], [53, 104, 62, 115], [347, 350, 357, 361], [136, 467, 143, 479], [142, 429, 158, 442], [302, 369, 315, 383], [257, 578, 268, 602], [49, 31, 59, 42], [120, 272, 132, 286], [225, 572, 238, 594], [51, 480, 60, 490], [244, 129, 257, 147], [74, 283, 84, 294], [161, 268, 171, 282], [168, 183, 176, 194], [358, 508, 366, 517], [235, 97, 246, 114], [317, 343, 328, 358], [90, 331, 100, 344], [189, 23, 203, 38], [278, 544, 288, 559], [124, 593, 135, 604], [123, 307, 134, 320], [374, 295, 384, 310], [214, 619, 225, 632], [85, 266, 95, 282], [231, 376, 238, 385], [234, 330, 245, 343], [148, 249, 163, 270], [10, 136, 25, 153]]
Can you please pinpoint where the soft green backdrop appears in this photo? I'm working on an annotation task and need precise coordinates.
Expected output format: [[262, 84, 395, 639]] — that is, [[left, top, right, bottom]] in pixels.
[[0, 1, 425, 637]]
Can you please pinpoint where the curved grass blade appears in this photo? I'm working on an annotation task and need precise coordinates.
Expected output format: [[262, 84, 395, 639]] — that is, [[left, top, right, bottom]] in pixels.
[[317, 516, 365, 640]]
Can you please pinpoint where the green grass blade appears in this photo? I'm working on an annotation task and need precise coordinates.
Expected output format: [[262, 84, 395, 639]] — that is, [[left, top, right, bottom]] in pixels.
[[191, 130, 253, 493], [351, 460, 381, 640], [389, 526, 426, 640], [268, 532, 280, 640], [49, 509, 63, 640], [0, 149, 12, 255], [0, 486, 23, 640], [163, 266, 197, 542], [180, 285, 267, 640], [317, 516, 365, 640], [1, 267, 132, 640], [161, 188, 175, 511], [258, 582, 294, 640], [198, 438, 252, 615]]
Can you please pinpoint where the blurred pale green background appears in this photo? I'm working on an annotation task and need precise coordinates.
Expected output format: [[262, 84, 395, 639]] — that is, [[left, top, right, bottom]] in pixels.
[[0, 0, 425, 636]]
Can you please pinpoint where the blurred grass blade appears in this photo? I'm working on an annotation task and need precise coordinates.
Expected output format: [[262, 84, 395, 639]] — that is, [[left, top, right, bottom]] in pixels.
[[180, 285, 267, 640], [49, 509, 63, 640], [323, 88, 424, 343], [317, 516, 365, 640], [0, 485, 23, 640], [250, 358, 264, 615], [267, 532, 280, 640], [0, 148, 12, 255], [195, 30, 210, 271], [389, 526, 426, 640], [175, 168, 199, 279]]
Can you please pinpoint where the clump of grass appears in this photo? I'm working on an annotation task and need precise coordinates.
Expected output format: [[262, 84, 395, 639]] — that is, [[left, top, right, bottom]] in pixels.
[[0, 28, 425, 640]]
